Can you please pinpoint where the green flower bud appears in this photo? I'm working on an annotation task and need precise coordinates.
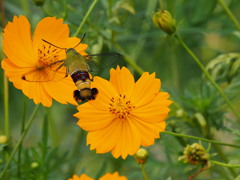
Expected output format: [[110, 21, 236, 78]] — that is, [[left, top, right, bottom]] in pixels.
[[176, 109, 185, 118], [31, 162, 39, 169], [134, 148, 149, 164], [178, 143, 209, 165], [152, 10, 176, 35], [0, 135, 8, 144]]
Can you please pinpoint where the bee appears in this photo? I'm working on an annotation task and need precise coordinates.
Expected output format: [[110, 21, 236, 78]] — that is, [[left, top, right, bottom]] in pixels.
[[22, 33, 121, 102]]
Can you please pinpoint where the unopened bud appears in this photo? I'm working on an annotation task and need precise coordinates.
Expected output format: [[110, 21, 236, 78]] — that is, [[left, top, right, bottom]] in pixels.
[[176, 109, 185, 118], [134, 148, 149, 164], [31, 162, 39, 169], [152, 10, 176, 35], [0, 135, 8, 144], [178, 143, 209, 165]]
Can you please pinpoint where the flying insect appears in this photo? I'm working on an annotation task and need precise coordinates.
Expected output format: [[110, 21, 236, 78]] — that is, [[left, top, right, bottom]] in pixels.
[[22, 33, 121, 102]]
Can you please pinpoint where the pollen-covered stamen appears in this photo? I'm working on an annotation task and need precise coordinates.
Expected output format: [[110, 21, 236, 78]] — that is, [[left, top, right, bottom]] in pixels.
[[37, 44, 61, 70], [109, 94, 135, 119]]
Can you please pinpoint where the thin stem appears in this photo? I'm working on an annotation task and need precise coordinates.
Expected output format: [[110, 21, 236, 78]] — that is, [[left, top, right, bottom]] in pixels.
[[3, 75, 9, 138], [17, 98, 27, 177], [0, 105, 41, 179], [20, 0, 30, 16], [73, 0, 98, 37], [174, 34, 240, 121], [113, 42, 144, 75], [162, 131, 240, 149], [211, 160, 240, 168], [217, 0, 240, 32], [140, 164, 149, 180]]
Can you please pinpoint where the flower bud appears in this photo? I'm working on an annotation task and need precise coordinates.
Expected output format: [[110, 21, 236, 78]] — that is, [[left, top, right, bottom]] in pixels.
[[134, 148, 149, 164], [176, 109, 185, 118], [31, 162, 39, 169], [178, 143, 209, 165], [0, 135, 8, 144], [152, 10, 176, 35]]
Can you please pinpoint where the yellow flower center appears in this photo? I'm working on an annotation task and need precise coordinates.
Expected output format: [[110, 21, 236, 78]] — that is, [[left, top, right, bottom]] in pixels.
[[109, 94, 135, 119], [37, 44, 61, 70]]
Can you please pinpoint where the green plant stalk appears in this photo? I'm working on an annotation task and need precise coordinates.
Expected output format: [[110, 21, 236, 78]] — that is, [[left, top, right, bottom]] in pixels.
[[17, 98, 27, 177], [0, 104, 41, 179], [20, 0, 30, 17], [162, 131, 240, 149], [113, 42, 144, 75], [3, 76, 9, 138], [174, 34, 240, 121], [211, 143, 236, 177], [217, 0, 240, 32], [211, 160, 240, 168], [140, 164, 149, 180], [73, 0, 98, 37]]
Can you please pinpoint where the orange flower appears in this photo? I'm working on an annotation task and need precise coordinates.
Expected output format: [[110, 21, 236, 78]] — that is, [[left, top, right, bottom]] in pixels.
[[68, 174, 94, 180], [1, 16, 87, 107], [75, 66, 172, 159], [99, 172, 127, 180]]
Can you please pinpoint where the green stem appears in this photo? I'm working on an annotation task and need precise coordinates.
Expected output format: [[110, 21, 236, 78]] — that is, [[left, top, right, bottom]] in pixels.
[[0, 105, 41, 179], [3, 76, 9, 138], [17, 98, 27, 177], [174, 34, 240, 121], [73, 0, 98, 37], [211, 143, 236, 177], [20, 0, 30, 16], [211, 160, 240, 168], [162, 131, 240, 149], [217, 0, 240, 32], [140, 164, 149, 180]]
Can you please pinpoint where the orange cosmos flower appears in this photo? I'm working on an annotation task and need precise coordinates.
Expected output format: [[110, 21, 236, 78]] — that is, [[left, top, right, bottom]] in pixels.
[[1, 16, 88, 107], [99, 172, 127, 180], [68, 174, 94, 180], [74, 66, 172, 159]]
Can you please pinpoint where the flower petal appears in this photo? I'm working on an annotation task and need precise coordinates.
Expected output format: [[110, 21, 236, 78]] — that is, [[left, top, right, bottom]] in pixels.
[[43, 76, 77, 105], [109, 66, 135, 97], [89, 76, 119, 110], [76, 103, 114, 131], [86, 119, 123, 154], [111, 118, 141, 159], [33, 17, 69, 49], [131, 72, 161, 107], [131, 92, 172, 123], [3, 16, 36, 67]]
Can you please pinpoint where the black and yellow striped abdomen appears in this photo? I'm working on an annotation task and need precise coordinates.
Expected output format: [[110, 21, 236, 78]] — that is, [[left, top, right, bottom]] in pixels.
[[71, 70, 98, 102]]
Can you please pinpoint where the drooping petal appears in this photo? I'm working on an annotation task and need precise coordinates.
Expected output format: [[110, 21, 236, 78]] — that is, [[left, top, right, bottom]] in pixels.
[[3, 16, 36, 67], [109, 66, 135, 97]]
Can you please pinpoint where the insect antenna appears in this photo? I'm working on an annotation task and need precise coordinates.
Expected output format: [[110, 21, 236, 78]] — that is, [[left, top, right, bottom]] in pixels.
[[42, 39, 66, 49], [72, 32, 86, 49]]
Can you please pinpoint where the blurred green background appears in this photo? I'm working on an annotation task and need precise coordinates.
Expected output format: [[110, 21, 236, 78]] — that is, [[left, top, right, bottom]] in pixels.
[[1, 0, 240, 179]]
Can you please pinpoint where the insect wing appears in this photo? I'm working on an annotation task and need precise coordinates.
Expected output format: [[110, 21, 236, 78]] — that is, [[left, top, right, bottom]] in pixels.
[[83, 53, 122, 75], [22, 61, 67, 82]]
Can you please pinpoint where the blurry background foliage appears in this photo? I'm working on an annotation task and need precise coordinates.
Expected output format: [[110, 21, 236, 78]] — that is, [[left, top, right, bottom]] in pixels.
[[1, 0, 240, 179]]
